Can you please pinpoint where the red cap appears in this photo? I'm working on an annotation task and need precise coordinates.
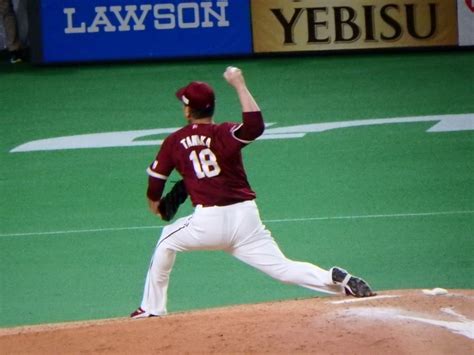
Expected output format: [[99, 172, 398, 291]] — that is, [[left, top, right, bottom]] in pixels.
[[175, 81, 215, 110]]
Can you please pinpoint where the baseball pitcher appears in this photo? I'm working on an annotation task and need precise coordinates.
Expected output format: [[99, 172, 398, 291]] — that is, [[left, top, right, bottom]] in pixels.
[[131, 67, 375, 318]]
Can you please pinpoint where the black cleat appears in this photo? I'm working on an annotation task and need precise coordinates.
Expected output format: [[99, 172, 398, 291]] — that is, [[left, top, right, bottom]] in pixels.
[[332, 267, 376, 297]]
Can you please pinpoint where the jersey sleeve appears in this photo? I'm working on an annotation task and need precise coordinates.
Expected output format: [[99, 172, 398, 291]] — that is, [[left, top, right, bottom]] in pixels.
[[233, 111, 265, 142], [219, 117, 263, 149], [146, 136, 176, 180], [146, 136, 176, 201], [214, 122, 247, 154]]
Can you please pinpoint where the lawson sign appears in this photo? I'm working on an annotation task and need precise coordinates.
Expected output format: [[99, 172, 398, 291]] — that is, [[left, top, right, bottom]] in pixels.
[[36, 0, 252, 63]]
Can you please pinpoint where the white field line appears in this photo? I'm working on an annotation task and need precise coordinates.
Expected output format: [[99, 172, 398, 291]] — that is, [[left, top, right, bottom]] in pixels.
[[263, 210, 474, 223], [0, 225, 162, 238], [1, 210, 472, 238], [329, 295, 401, 304]]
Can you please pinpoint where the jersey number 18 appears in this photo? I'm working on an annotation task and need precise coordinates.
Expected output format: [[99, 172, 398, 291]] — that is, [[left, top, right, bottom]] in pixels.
[[189, 148, 221, 179]]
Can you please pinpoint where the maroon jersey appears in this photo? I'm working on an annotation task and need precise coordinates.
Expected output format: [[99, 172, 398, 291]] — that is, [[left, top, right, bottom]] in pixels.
[[147, 121, 257, 206]]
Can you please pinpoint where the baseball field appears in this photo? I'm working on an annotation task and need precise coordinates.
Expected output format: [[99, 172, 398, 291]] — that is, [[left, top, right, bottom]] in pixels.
[[1, 50, 473, 352]]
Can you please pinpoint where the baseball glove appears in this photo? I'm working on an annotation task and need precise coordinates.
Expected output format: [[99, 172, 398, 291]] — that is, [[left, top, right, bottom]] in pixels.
[[158, 180, 188, 221]]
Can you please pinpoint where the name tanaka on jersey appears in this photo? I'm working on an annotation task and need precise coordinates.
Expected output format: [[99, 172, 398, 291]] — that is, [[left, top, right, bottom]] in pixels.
[[180, 135, 211, 150]]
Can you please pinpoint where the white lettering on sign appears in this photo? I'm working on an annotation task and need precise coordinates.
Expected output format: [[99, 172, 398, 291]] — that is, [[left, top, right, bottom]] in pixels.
[[64, 8, 87, 34], [109, 5, 152, 31], [64, 1, 229, 34], [9, 114, 474, 153], [87, 7, 117, 33]]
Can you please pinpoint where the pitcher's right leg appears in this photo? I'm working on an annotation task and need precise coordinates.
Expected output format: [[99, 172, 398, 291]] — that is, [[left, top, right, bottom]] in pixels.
[[230, 232, 344, 295]]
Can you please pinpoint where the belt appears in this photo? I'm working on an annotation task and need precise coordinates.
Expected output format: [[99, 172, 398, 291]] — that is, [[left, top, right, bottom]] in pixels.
[[196, 199, 253, 208]]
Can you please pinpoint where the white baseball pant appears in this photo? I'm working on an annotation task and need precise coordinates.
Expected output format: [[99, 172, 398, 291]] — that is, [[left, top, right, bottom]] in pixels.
[[140, 200, 344, 315]]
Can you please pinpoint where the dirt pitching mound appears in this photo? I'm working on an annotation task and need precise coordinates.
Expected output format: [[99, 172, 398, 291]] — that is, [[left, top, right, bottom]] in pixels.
[[1, 289, 473, 354]]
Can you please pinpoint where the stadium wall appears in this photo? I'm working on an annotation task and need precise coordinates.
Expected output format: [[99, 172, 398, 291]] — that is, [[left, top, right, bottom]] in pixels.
[[27, 0, 473, 64]]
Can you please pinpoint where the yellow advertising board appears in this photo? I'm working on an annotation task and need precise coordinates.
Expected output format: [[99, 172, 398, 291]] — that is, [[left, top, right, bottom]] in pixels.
[[251, 0, 458, 52]]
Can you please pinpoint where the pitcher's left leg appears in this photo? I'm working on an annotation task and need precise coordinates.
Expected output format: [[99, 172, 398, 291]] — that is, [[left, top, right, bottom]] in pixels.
[[139, 243, 176, 316], [132, 216, 193, 318]]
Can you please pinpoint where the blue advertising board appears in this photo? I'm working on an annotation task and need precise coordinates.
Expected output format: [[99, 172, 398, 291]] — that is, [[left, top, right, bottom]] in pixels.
[[36, 0, 252, 63]]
